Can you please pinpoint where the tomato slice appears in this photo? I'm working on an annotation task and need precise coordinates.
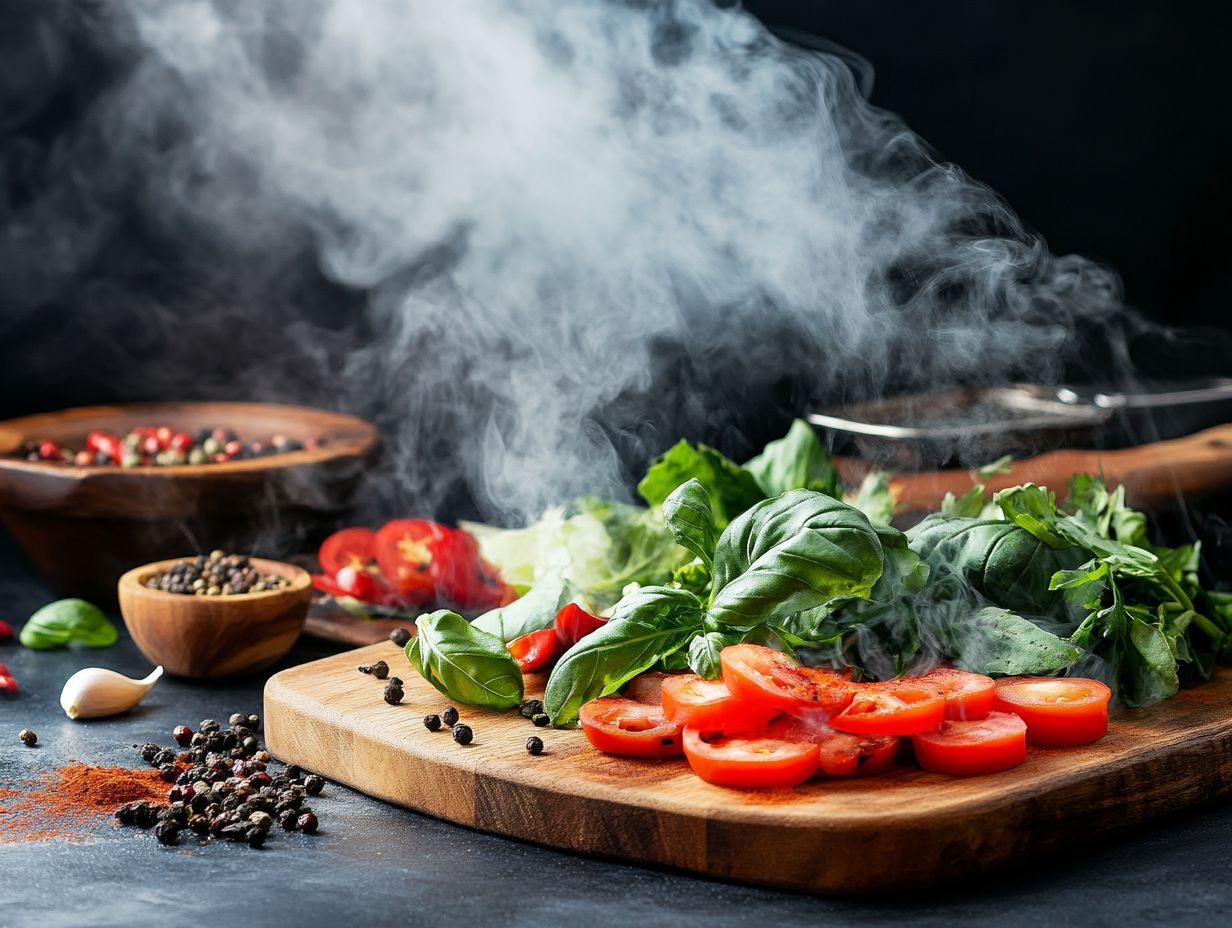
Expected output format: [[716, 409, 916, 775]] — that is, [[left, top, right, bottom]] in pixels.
[[720, 644, 853, 714], [893, 667, 997, 721], [911, 711, 1028, 775], [375, 519, 446, 595], [623, 672, 669, 706], [554, 603, 608, 648], [333, 565, 377, 601], [507, 628, 563, 673], [319, 528, 377, 576], [682, 728, 819, 789], [829, 681, 947, 736], [578, 697, 683, 758], [768, 715, 900, 776], [992, 677, 1111, 746], [661, 675, 780, 734]]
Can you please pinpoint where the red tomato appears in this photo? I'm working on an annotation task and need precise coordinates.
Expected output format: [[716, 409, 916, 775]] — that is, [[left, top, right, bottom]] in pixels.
[[554, 603, 608, 648], [320, 528, 378, 577], [507, 628, 562, 673], [992, 677, 1111, 746], [768, 715, 900, 777], [911, 711, 1028, 775], [334, 565, 377, 601], [892, 667, 997, 721], [578, 697, 683, 758], [661, 674, 780, 733], [430, 528, 514, 611], [682, 728, 819, 789], [829, 680, 947, 736], [375, 519, 447, 596], [720, 644, 853, 714], [623, 672, 669, 706]]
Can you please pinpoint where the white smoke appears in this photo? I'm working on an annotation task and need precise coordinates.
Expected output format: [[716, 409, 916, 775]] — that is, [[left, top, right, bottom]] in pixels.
[[10, 0, 1130, 520]]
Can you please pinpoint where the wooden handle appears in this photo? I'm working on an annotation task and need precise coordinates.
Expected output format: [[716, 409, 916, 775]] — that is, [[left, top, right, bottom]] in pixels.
[[836, 422, 1232, 518]]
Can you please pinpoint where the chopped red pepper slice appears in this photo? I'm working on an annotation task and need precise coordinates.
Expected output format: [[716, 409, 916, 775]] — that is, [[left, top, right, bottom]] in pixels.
[[507, 627, 563, 673]]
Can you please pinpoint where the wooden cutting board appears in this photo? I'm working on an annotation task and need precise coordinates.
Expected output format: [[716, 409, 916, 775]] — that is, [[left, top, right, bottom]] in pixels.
[[264, 642, 1232, 894]]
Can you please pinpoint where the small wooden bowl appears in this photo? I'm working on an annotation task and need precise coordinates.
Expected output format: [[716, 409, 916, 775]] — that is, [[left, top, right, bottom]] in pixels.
[[119, 557, 312, 679], [0, 402, 377, 600]]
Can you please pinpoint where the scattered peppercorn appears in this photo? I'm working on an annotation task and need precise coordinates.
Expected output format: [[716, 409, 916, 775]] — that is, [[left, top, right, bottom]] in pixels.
[[358, 664, 372, 675], [297, 812, 319, 834], [247, 714, 261, 730], [388, 676, 403, 687], [383, 682, 404, 705], [19, 728, 37, 747], [519, 699, 544, 719], [172, 725, 193, 747], [423, 714, 442, 732], [389, 627, 411, 648], [229, 712, 247, 728], [154, 820, 179, 845], [451, 724, 473, 746], [531, 713, 550, 728], [303, 775, 324, 797], [370, 660, 390, 680], [442, 706, 459, 726], [200, 719, 220, 734], [526, 736, 544, 756]]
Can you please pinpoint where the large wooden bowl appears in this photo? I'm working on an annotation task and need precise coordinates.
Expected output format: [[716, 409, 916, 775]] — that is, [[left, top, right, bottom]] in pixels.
[[0, 402, 377, 600], [119, 557, 312, 678]]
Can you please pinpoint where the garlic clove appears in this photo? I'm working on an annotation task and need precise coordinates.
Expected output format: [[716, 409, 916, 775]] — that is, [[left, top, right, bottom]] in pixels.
[[60, 665, 163, 720]]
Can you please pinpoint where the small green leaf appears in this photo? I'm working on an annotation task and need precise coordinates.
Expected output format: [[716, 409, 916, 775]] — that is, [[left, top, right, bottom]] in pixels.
[[845, 470, 897, 526], [638, 440, 764, 530], [975, 455, 1014, 480], [406, 611, 524, 709], [942, 484, 988, 519], [687, 630, 741, 679], [471, 577, 578, 643], [20, 599, 117, 650], [994, 484, 1066, 548], [744, 419, 841, 500], [662, 478, 717, 573]]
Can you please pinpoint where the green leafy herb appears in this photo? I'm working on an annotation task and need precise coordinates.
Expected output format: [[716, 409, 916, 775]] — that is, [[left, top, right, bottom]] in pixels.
[[949, 607, 1081, 676], [471, 577, 578, 643], [405, 611, 524, 709], [744, 419, 841, 500], [975, 455, 1014, 480], [662, 479, 717, 573], [638, 440, 765, 530], [20, 599, 117, 650], [686, 630, 744, 679], [845, 470, 897, 525]]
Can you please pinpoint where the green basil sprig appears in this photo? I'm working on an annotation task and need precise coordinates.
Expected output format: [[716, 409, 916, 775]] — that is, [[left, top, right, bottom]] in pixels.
[[20, 599, 117, 650], [405, 610, 523, 709]]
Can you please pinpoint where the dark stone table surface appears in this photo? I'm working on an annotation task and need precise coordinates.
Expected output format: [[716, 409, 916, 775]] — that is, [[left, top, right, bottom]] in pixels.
[[2, 543, 1231, 928]]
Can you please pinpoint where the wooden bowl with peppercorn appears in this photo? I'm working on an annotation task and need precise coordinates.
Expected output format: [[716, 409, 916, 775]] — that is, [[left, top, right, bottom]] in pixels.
[[0, 401, 377, 601], [118, 553, 312, 678]]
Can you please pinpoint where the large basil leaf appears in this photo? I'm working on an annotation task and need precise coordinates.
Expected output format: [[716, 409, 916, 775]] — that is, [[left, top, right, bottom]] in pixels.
[[20, 599, 117, 650], [744, 419, 841, 500], [544, 586, 704, 724], [637, 440, 765, 530], [708, 490, 884, 629], [406, 610, 523, 709], [949, 607, 1080, 676], [662, 479, 717, 573], [471, 577, 578, 643]]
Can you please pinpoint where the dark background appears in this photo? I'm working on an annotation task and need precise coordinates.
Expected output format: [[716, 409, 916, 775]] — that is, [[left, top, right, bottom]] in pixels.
[[1, 0, 1229, 461]]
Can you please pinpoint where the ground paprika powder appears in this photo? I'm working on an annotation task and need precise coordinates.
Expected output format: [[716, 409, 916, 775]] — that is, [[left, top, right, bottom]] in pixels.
[[0, 762, 167, 843]]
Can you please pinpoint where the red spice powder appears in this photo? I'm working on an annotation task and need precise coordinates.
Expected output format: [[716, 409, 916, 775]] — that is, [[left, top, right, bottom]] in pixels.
[[0, 762, 168, 843]]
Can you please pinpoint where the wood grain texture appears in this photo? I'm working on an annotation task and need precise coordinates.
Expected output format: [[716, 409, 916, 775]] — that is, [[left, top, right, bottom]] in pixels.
[[835, 421, 1232, 522], [264, 641, 1232, 894], [0, 402, 377, 598], [120, 557, 311, 678]]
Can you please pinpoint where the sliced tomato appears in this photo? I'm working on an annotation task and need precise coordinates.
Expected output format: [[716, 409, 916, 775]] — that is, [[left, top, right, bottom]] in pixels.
[[578, 697, 683, 758], [911, 711, 1028, 775], [661, 674, 780, 734], [333, 564, 377, 601], [507, 628, 562, 673], [375, 519, 446, 596], [992, 677, 1111, 746], [623, 671, 669, 706], [829, 680, 947, 736], [720, 644, 853, 714], [319, 528, 377, 576], [768, 715, 900, 777], [682, 728, 819, 789], [893, 667, 997, 721], [554, 603, 607, 648]]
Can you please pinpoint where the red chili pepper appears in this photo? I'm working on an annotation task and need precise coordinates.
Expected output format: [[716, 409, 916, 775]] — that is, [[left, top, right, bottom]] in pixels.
[[554, 603, 608, 648], [0, 618, 13, 641], [0, 674, 17, 698], [507, 628, 564, 673]]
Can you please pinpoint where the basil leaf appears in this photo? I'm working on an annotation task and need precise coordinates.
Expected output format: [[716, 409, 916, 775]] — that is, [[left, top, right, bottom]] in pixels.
[[687, 630, 743, 679], [845, 470, 897, 526], [544, 586, 704, 724], [406, 610, 523, 709], [950, 607, 1081, 676], [662, 479, 717, 573], [994, 484, 1067, 549], [708, 490, 884, 630], [744, 419, 841, 500], [670, 560, 712, 598], [20, 599, 117, 650], [637, 440, 764, 530], [471, 577, 578, 643], [942, 484, 987, 519]]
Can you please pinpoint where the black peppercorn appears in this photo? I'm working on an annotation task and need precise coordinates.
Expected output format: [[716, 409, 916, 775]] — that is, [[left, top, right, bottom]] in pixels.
[[423, 714, 442, 732], [519, 699, 544, 719], [531, 713, 550, 727], [249, 771, 272, 788], [159, 763, 179, 782], [383, 683, 404, 705], [303, 775, 324, 796], [357, 664, 373, 675], [242, 736, 259, 755], [370, 660, 389, 680], [283, 764, 302, 781], [228, 712, 247, 728], [18, 729, 37, 747], [154, 820, 180, 845], [442, 706, 459, 726], [140, 742, 160, 762], [526, 736, 544, 756], [173, 725, 193, 746], [152, 748, 176, 766], [199, 719, 220, 734], [190, 732, 206, 748], [115, 803, 135, 824], [389, 627, 411, 647], [278, 808, 299, 830], [451, 723, 473, 745], [388, 676, 403, 687], [247, 714, 260, 730], [247, 825, 267, 849], [297, 812, 319, 834]]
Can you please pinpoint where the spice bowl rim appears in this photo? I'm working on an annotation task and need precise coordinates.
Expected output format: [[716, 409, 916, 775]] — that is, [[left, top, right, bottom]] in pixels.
[[118, 556, 313, 603]]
